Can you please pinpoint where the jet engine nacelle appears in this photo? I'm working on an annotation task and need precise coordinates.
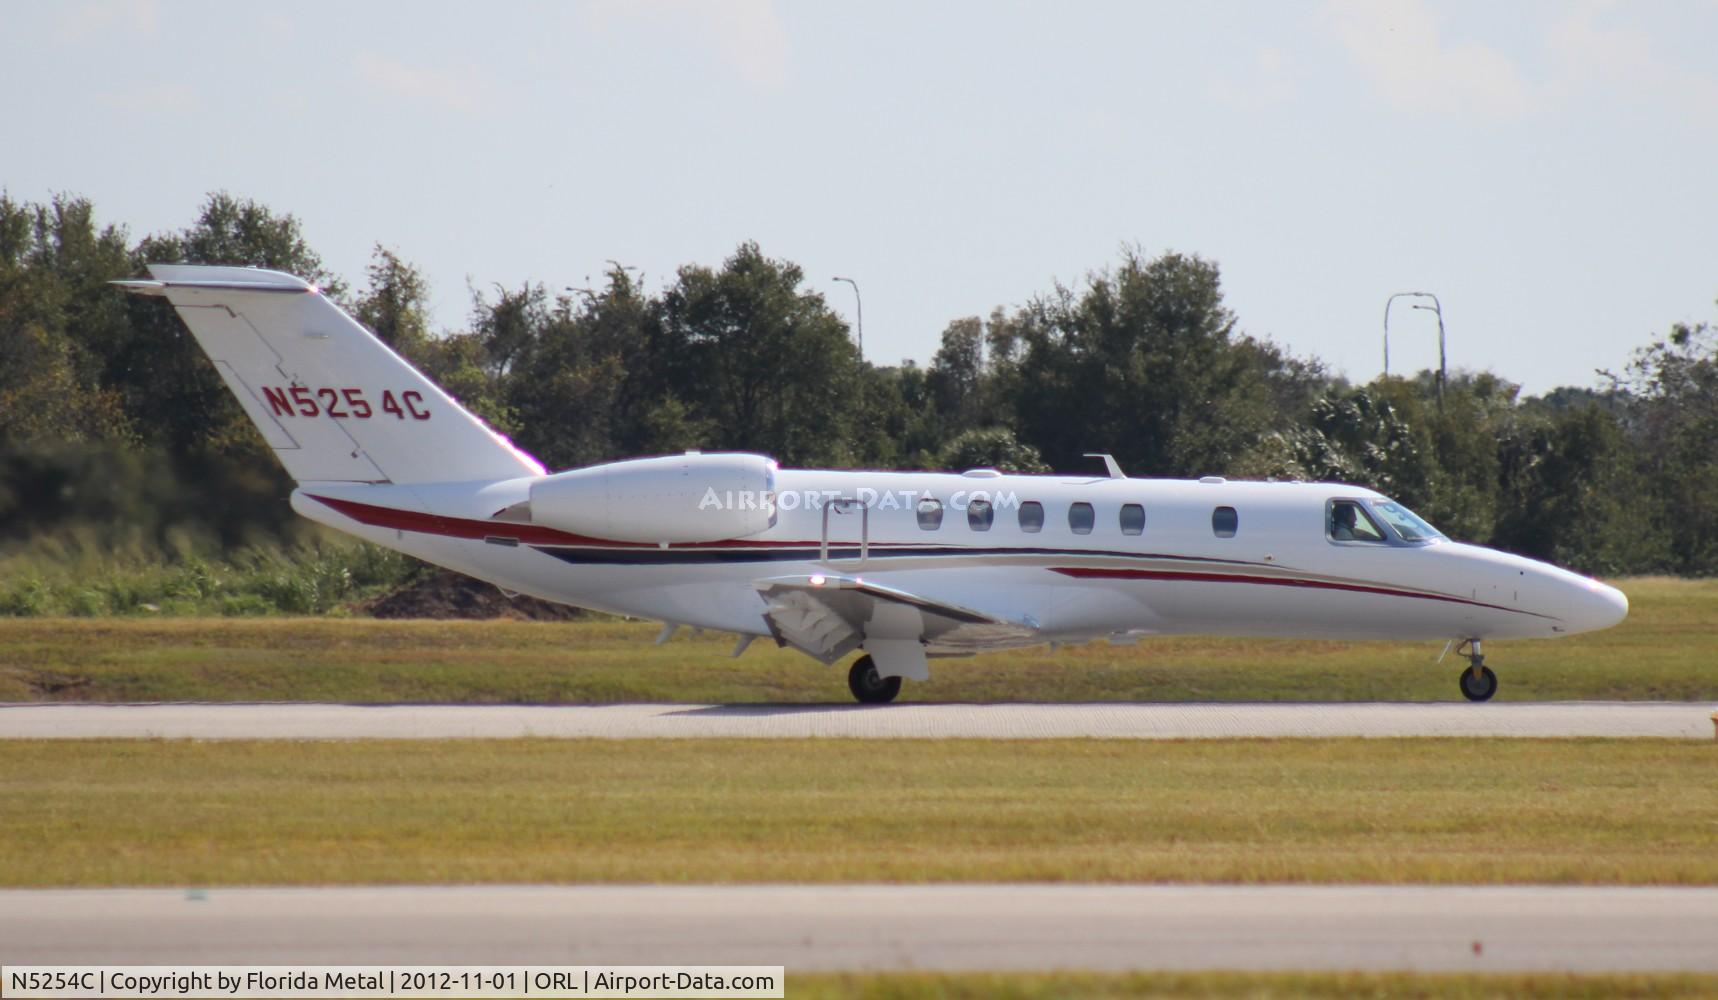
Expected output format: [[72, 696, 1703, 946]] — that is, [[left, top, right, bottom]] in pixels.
[[528, 452, 777, 544]]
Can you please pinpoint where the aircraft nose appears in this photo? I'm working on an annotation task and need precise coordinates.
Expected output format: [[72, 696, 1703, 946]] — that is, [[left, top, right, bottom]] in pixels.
[[1564, 578, 1629, 633]]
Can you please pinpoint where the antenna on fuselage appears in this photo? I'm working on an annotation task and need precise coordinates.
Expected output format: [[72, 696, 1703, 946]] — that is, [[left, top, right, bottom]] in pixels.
[[1083, 453, 1127, 479]]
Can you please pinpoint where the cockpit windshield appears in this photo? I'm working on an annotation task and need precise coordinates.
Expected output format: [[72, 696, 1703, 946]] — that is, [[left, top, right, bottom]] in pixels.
[[1367, 499, 1445, 543]]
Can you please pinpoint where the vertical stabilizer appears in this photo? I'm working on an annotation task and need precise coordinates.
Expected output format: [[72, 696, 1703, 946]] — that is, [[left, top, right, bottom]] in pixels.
[[117, 264, 543, 485]]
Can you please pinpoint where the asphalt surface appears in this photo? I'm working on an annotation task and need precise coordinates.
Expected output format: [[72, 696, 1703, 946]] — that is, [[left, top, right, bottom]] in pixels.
[[4, 885, 1716, 972], [0, 700, 1711, 739]]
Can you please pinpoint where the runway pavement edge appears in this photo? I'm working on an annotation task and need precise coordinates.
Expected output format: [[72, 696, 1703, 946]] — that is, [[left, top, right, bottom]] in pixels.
[[3, 884, 1717, 972], [0, 701, 1712, 739]]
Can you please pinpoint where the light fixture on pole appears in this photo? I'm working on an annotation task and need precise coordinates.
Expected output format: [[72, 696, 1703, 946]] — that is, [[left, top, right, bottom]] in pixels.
[[1383, 291, 1448, 408], [832, 276, 863, 362]]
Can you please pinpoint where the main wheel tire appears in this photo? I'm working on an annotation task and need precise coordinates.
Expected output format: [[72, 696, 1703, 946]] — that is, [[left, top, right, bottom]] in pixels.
[[1459, 664, 1498, 702], [848, 654, 902, 705]]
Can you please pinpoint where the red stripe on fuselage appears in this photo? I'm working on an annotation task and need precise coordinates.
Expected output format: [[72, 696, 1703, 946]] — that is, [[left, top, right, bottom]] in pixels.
[[304, 494, 817, 549], [306, 494, 1553, 621], [1050, 566, 1552, 619]]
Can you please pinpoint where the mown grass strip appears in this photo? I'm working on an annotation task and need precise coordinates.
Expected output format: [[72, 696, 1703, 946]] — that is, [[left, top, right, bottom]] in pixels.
[[2, 577, 1714, 704], [1, 739, 1713, 888]]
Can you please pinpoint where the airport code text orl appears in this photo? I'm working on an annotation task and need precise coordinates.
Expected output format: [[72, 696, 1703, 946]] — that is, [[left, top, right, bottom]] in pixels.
[[0, 965, 785, 998]]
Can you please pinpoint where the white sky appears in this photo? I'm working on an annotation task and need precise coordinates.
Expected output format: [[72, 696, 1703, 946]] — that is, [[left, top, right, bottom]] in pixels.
[[4, 0, 1716, 394]]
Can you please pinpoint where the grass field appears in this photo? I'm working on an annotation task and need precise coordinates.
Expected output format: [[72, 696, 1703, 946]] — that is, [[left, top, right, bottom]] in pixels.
[[1, 738, 1712, 887], [787, 971, 1718, 999], [1, 577, 1712, 703]]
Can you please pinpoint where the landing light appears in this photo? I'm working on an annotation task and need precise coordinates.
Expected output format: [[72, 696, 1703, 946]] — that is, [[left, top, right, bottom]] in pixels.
[[810, 574, 826, 587]]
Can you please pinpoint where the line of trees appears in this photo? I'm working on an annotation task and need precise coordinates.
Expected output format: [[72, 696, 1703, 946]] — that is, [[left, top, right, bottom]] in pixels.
[[3, 192, 1715, 576]]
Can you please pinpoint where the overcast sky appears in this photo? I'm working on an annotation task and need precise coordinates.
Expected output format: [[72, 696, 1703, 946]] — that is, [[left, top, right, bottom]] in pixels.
[[4, 0, 1715, 394]]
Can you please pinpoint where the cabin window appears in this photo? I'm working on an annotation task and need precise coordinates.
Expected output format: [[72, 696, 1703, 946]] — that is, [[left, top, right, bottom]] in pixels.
[[1119, 503, 1145, 536], [1069, 502, 1095, 535], [1212, 506, 1238, 538], [968, 497, 994, 531], [1018, 501, 1045, 533], [1329, 500, 1387, 543], [917, 497, 944, 530]]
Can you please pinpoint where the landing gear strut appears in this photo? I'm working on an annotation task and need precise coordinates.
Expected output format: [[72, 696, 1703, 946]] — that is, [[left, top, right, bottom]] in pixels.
[[1456, 639, 1497, 702], [847, 654, 901, 705]]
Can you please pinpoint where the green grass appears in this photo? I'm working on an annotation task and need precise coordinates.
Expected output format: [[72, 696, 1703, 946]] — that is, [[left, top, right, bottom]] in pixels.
[[1, 578, 1713, 702], [785, 971, 1718, 999], [1, 739, 1712, 888], [0, 533, 416, 617]]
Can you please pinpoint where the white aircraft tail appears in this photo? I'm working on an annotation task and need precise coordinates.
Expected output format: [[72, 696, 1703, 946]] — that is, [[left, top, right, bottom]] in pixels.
[[116, 264, 544, 485]]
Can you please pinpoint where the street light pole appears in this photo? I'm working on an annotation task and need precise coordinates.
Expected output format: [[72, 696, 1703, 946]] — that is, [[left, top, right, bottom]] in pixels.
[[1413, 299, 1447, 409], [1383, 291, 1447, 408], [832, 276, 863, 362]]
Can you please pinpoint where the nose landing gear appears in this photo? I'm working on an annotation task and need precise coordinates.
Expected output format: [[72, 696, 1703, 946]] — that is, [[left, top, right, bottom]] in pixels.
[[1455, 639, 1497, 702]]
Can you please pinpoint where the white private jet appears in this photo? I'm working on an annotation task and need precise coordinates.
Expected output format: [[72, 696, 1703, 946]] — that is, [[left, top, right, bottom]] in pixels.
[[117, 265, 1629, 703]]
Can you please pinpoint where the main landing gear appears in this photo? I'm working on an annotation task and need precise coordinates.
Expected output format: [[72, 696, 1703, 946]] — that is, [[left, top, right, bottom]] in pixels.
[[847, 654, 902, 705], [1455, 639, 1498, 703]]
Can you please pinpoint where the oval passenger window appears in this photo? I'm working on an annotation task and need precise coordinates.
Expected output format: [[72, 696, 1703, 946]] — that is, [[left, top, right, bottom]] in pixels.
[[917, 497, 944, 530], [1212, 506, 1238, 538]]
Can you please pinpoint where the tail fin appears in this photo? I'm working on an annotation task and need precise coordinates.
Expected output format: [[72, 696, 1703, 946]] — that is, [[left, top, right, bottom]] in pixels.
[[116, 264, 544, 485]]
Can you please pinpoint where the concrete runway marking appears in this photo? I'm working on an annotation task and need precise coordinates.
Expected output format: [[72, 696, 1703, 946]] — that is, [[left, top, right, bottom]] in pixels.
[[0, 701, 1711, 739], [3, 885, 1716, 972]]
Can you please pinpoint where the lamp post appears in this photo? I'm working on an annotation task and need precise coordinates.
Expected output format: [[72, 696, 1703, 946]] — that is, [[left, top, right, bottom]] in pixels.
[[1383, 291, 1447, 408], [832, 276, 863, 362]]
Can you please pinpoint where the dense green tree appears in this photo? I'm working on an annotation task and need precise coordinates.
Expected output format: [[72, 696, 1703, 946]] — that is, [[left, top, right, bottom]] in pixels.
[[926, 317, 985, 430], [0, 194, 136, 446], [134, 192, 344, 296], [656, 242, 863, 467], [1004, 249, 1298, 477], [937, 427, 1050, 474], [354, 245, 431, 355], [109, 193, 343, 458], [479, 267, 687, 470], [1607, 318, 1718, 573], [1494, 403, 1650, 574], [5, 189, 1717, 579]]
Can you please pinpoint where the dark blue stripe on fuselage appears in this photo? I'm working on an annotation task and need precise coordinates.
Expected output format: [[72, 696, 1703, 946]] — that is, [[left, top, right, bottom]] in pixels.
[[528, 544, 1266, 567]]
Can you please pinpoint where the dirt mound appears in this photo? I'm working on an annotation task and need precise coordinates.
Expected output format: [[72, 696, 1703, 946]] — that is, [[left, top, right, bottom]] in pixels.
[[358, 569, 585, 620]]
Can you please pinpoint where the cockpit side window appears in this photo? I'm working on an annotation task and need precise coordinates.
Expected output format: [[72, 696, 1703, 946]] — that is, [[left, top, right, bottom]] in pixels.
[[1369, 499, 1445, 543], [1328, 499, 1387, 543]]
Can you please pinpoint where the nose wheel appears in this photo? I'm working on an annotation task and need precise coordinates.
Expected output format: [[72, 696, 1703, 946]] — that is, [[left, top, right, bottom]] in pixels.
[[1459, 663, 1498, 702], [1455, 639, 1497, 702], [848, 654, 902, 705]]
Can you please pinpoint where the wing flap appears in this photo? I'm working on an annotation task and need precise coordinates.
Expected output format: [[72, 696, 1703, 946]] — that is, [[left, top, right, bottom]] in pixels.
[[753, 575, 1039, 671]]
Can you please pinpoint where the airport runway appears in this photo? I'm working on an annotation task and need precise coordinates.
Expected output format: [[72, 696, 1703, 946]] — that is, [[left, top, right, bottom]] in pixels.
[[0, 700, 1711, 739], [3, 884, 1716, 972]]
